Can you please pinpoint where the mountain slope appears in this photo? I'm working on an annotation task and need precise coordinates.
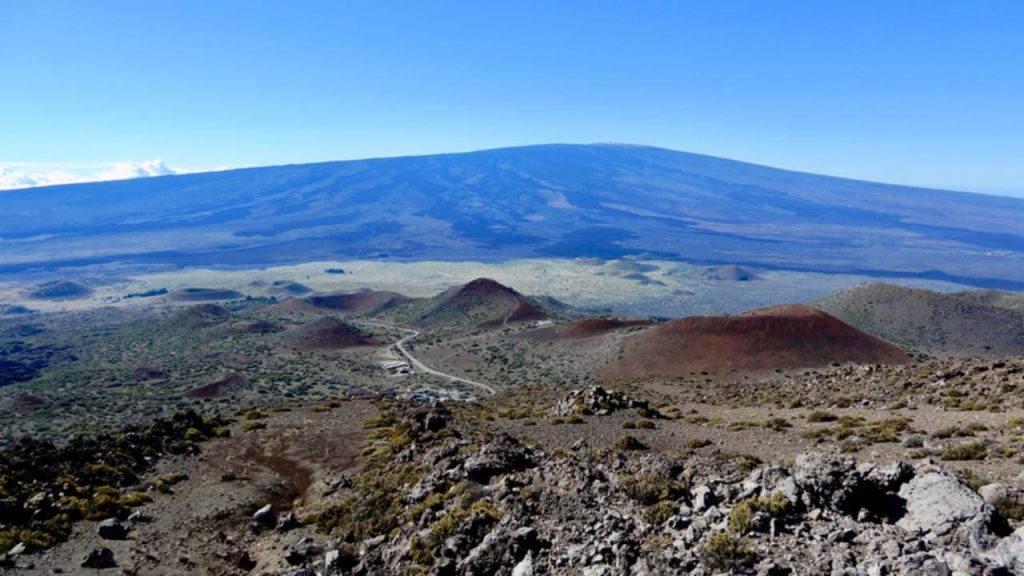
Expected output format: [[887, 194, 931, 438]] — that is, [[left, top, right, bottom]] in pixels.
[[3, 144, 1024, 287], [388, 278, 552, 328], [603, 304, 909, 378], [281, 317, 376, 350], [814, 283, 1024, 357]]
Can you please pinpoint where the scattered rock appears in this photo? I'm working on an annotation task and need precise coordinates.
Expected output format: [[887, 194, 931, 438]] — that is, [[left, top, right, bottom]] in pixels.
[[463, 434, 536, 483], [692, 485, 718, 512], [897, 471, 990, 538], [277, 511, 299, 532], [127, 511, 153, 524], [81, 548, 116, 569], [550, 386, 654, 417], [96, 518, 128, 540], [253, 504, 276, 528]]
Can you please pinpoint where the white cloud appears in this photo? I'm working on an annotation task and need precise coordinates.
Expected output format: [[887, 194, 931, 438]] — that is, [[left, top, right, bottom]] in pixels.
[[0, 166, 83, 189], [97, 159, 179, 180], [0, 159, 190, 191]]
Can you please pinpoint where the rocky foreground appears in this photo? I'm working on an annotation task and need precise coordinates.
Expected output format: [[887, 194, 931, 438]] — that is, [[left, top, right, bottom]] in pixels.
[[289, 395, 1024, 575], [7, 388, 1024, 575]]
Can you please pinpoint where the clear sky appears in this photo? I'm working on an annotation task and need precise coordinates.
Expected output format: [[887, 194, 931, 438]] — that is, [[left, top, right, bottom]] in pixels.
[[2, 0, 1023, 194]]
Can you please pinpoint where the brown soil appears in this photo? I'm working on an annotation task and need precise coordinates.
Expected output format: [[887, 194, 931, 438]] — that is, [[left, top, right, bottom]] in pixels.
[[12, 394, 45, 410], [306, 290, 408, 313], [603, 304, 909, 379], [219, 319, 283, 335], [281, 317, 375, 350], [186, 373, 249, 398], [559, 317, 653, 338], [169, 304, 232, 329], [14, 400, 376, 576]]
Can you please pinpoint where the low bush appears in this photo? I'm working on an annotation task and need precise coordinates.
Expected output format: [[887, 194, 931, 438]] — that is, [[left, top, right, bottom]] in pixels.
[[941, 441, 988, 461], [702, 533, 756, 571], [614, 435, 647, 451]]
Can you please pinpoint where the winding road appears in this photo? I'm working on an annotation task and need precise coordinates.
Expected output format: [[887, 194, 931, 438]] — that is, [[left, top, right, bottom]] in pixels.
[[355, 320, 497, 397]]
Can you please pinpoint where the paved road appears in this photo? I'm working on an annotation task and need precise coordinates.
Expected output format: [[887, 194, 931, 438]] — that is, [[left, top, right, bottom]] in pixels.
[[355, 320, 497, 397]]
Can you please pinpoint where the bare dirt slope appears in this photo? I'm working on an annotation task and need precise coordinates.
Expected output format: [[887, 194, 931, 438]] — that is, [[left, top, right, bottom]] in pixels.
[[281, 317, 377, 350], [603, 304, 909, 379], [13, 401, 376, 576]]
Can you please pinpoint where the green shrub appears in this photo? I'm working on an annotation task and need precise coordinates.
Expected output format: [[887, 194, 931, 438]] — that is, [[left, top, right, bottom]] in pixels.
[[728, 493, 791, 535], [684, 438, 712, 449], [644, 500, 678, 525], [734, 454, 762, 472], [941, 441, 988, 461], [620, 472, 688, 506], [184, 427, 208, 443], [242, 420, 267, 432], [994, 498, 1024, 522], [614, 435, 647, 451], [702, 533, 757, 571], [806, 410, 838, 423], [409, 495, 502, 565]]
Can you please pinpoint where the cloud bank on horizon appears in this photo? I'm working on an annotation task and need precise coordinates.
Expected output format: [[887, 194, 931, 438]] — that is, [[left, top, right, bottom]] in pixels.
[[0, 159, 185, 191]]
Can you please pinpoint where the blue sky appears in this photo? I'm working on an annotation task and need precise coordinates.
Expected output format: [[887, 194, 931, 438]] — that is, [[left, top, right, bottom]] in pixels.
[[2, 0, 1023, 194]]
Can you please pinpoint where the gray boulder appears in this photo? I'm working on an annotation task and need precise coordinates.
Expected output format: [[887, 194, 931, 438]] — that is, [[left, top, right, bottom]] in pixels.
[[691, 485, 717, 512], [81, 548, 116, 568], [464, 434, 535, 483], [978, 526, 1024, 573], [96, 518, 128, 540], [253, 503, 276, 528], [793, 453, 861, 511], [897, 471, 988, 538]]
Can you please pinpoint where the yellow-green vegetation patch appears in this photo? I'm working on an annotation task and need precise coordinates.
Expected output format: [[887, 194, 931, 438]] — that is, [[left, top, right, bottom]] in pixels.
[[727, 493, 792, 535], [614, 434, 647, 451], [702, 533, 757, 571], [806, 410, 839, 423], [803, 415, 914, 444], [410, 492, 503, 566], [242, 420, 267, 432], [941, 441, 988, 461], [0, 410, 228, 552]]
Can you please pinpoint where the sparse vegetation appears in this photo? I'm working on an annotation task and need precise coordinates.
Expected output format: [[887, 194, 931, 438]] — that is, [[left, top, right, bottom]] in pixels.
[[941, 441, 988, 461], [614, 434, 647, 451], [684, 438, 712, 449], [807, 410, 838, 422], [702, 533, 757, 571]]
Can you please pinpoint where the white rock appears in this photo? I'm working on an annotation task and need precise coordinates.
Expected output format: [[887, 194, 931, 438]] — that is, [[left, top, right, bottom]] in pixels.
[[512, 552, 534, 576], [896, 472, 986, 537]]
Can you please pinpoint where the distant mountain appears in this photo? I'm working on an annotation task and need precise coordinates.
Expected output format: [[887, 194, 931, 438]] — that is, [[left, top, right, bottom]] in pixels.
[[3, 144, 1024, 287], [814, 283, 1024, 358], [702, 264, 760, 282], [602, 304, 909, 379], [27, 280, 93, 300], [388, 278, 553, 328], [955, 289, 1024, 313]]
